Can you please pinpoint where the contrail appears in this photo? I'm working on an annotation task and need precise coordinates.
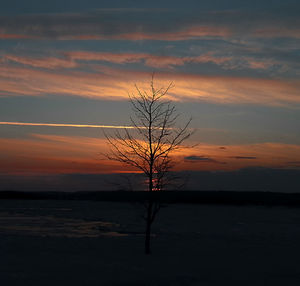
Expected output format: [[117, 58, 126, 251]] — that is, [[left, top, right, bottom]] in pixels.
[[0, 121, 136, 129]]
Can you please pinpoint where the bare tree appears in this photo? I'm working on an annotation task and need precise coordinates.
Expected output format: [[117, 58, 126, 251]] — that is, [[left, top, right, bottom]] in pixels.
[[105, 75, 193, 254]]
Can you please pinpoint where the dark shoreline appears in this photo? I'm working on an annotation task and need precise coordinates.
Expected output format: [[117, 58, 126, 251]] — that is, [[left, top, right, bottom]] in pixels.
[[1, 190, 300, 207]]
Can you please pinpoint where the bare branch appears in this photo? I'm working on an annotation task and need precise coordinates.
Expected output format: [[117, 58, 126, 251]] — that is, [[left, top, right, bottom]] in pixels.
[[104, 76, 194, 254]]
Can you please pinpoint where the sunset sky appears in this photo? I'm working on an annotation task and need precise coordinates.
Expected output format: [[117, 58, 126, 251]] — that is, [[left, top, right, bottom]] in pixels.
[[0, 0, 299, 191]]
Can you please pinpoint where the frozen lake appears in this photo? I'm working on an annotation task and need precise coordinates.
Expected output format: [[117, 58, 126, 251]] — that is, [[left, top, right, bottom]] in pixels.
[[1, 199, 300, 285]]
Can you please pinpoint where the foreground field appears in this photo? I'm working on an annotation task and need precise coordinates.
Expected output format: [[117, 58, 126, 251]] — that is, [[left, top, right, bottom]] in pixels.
[[1, 199, 300, 285]]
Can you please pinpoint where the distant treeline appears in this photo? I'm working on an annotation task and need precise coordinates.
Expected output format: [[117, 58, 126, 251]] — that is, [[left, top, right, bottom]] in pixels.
[[1, 190, 300, 207]]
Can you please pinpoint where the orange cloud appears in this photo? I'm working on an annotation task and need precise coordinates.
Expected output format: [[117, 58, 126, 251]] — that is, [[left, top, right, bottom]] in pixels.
[[0, 34, 36, 39], [0, 134, 131, 174], [66, 51, 232, 68], [56, 25, 231, 41], [4, 55, 77, 69], [3, 26, 298, 42], [2, 26, 299, 41], [173, 142, 300, 171], [6, 52, 231, 69], [1, 10, 299, 42], [0, 64, 299, 106], [0, 64, 126, 98], [245, 58, 276, 70], [0, 25, 230, 41], [65, 51, 146, 64], [2, 51, 291, 75], [0, 134, 299, 174], [114, 26, 231, 41]]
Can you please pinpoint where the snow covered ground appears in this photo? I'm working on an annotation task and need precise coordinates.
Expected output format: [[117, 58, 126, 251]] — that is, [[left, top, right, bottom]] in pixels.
[[1, 199, 300, 286]]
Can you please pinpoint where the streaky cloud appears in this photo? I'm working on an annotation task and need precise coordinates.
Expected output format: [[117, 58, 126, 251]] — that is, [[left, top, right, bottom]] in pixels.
[[0, 65, 299, 107], [0, 9, 299, 41], [0, 121, 137, 129], [1, 134, 300, 174], [230, 156, 257, 159]]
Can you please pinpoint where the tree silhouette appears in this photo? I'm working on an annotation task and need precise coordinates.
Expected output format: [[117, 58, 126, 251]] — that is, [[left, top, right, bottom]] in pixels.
[[105, 76, 193, 254]]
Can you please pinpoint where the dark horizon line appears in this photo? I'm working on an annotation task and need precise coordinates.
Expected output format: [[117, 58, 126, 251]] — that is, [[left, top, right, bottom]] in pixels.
[[1, 189, 300, 207]]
